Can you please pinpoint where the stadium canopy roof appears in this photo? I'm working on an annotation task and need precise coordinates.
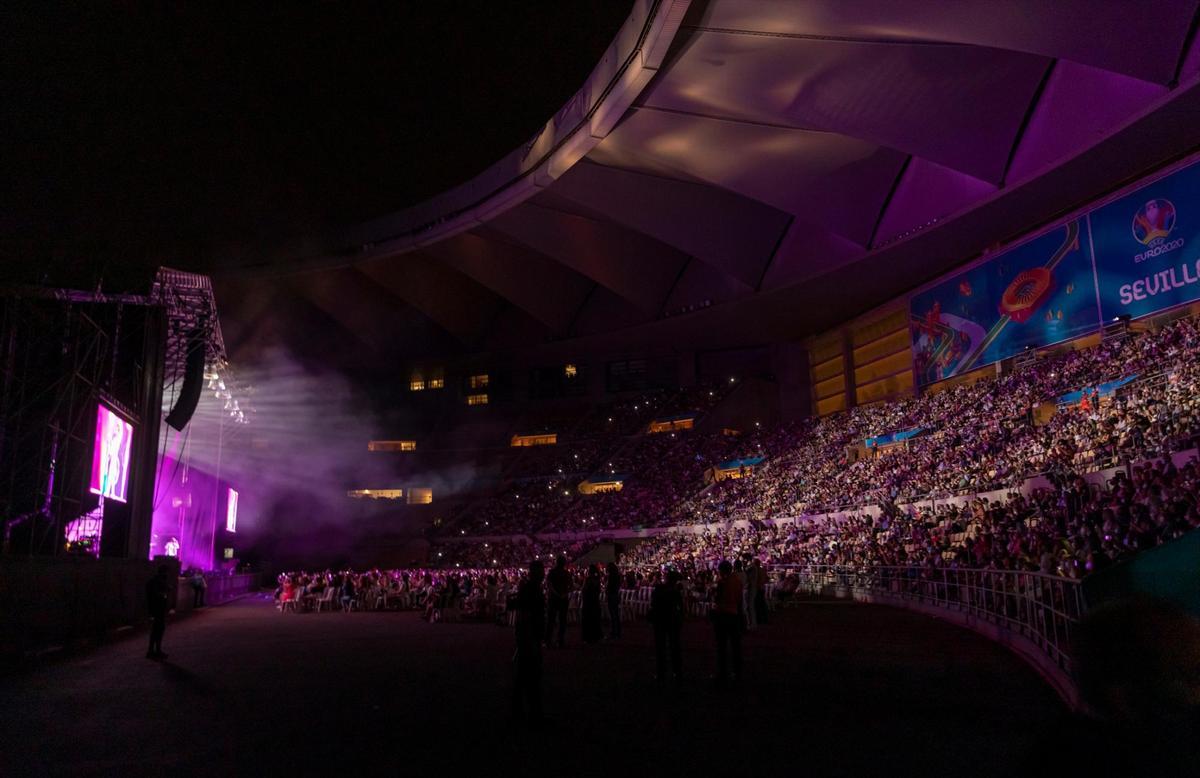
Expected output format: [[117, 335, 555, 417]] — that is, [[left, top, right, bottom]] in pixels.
[[190, 1, 1200, 365]]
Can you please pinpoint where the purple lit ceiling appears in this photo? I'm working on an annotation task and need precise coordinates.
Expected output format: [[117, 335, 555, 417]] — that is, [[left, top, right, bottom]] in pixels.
[[217, 0, 1200, 365]]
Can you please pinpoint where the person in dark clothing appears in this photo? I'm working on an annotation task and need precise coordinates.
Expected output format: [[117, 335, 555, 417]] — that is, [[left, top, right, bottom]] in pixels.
[[581, 565, 603, 644], [650, 570, 684, 682], [189, 569, 206, 608], [711, 560, 743, 684], [605, 561, 622, 639], [748, 558, 768, 626], [146, 565, 172, 659], [512, 560, 546, 722], [544, 556, 571, 647]]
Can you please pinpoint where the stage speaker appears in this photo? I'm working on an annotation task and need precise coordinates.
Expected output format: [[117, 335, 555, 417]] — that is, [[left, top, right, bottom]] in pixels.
[[165, 328, 206, 431]]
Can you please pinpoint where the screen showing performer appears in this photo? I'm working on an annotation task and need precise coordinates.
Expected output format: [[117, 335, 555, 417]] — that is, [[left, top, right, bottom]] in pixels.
[[226, 487, 239, 533], [89, 404, 133, 502]]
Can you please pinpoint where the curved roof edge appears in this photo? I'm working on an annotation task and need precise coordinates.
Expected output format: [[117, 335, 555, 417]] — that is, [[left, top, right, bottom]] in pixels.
[[241, 0, 693, 277]]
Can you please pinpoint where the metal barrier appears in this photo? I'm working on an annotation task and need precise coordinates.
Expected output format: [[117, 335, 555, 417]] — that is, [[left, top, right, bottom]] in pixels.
[[175, 572, 261, 614], [776, 565, 1086, 707]]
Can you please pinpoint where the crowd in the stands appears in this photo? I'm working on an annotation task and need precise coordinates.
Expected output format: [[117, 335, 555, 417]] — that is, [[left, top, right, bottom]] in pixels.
[[403, 314, 1200, 597], [544, 426, 763, 531], [450, 480, 577, 536], [671, 315, 1200, 524], [513, 436, 615, 479], [450, 383, 738, 534], [431, 538, 592, 569], [571, 390, 673, 438], [281, 445, 1199, 622], [280, 439, 1199, 621], [622, 456, 1200, 580]]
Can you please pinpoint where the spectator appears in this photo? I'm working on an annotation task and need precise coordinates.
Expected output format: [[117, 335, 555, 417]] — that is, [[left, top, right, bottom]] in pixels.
[[189, 569, 206, 608], [512, 560, 546, 723], [146, 565, 171, 660], [712, 560, 743, 685], [747, 558, 767, 627], [650, 570, 684, 683], [545, 557, 571, 648], [606, 561, 622, 639], [581, 565, 603, 644]]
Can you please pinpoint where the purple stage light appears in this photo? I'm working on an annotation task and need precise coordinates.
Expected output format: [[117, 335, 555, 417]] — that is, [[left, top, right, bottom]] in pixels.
[[150, 451, 233, 570]]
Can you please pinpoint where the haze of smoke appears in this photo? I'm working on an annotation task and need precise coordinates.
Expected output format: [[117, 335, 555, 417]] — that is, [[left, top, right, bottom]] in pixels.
[[176, 347, 483, 565]]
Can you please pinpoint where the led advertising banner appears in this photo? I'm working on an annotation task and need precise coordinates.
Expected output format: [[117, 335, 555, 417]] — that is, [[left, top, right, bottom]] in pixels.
[[909, 158, 1200, 386], [90, 404, 133, 502], [910, 220, 1099, 386], [1089, 161, 1200, 320]]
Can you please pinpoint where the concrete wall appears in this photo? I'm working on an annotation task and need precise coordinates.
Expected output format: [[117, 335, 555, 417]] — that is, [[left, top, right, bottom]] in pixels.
[[1084, 528, 1200, 617]]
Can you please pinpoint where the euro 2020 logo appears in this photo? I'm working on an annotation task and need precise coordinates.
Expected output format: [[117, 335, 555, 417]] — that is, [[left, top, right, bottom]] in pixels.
[[1132, 198, 1176, 247]]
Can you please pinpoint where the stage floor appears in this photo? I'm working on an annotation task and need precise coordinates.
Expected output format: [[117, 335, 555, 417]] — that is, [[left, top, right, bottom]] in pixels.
[[0, 595, 1061, 775]]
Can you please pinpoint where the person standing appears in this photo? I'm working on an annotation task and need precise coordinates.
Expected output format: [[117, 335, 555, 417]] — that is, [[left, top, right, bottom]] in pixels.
[[744, 558, 760, 630], [711, 560, 743, 685], [747, 557, 768, 627], [340, 575, 356, 613], [581, 565, 603, 644], [544, 556, 571, 648], [733, 559, 748, 630], [512, 560, 546, 723], [189, 569, 207, 608], [146, 565, 172, 660], [650, 570, 684, 682], [605, 561, 622, 639]]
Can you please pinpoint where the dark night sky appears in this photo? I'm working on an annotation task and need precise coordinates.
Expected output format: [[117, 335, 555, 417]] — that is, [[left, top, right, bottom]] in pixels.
[[2, 2, 634, 280]]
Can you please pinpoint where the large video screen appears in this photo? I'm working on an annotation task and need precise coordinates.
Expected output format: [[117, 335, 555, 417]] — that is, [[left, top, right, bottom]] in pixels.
[[89, 404, 133, 502], [226, 487, 239, 533]]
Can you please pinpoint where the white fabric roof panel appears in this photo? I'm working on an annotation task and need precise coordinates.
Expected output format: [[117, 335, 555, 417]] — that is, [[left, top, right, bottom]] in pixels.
[[237, 0, 1200, 362]]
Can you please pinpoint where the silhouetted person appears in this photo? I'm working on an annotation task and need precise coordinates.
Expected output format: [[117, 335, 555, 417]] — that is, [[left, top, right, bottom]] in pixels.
[[189, 569, 206, 608], [581, 565, 603, 644], [650, 570, 684, 682], [512, 560, 545, 723], [733, 558, 747, 630], [1028, 596, 1200, 774], [545, 556, 571, 647], [711, 560, 743, 684], [747, 558, 768, 626], [146, 565, 171, 659], [605, 561, 622, 639]]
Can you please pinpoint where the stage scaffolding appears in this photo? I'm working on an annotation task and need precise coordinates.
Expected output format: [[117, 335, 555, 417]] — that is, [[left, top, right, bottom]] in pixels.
[[149, 268, 251, 570], [0, 267, 245, 559]]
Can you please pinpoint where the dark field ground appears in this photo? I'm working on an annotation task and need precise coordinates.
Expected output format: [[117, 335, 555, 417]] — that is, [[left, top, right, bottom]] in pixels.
[[0, 596, 1062, 776]]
